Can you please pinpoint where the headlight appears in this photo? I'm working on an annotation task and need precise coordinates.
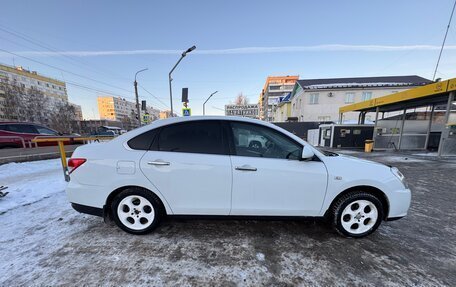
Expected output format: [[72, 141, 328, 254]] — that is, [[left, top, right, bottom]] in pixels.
[[391, 167, 408, 188]]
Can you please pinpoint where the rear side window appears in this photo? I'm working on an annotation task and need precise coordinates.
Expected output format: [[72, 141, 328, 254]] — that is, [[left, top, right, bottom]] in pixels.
[[157, 121, 225, 155], [6, 124, 38, 134], [127, 129, 158, 150], [0, 124, 6, 131]]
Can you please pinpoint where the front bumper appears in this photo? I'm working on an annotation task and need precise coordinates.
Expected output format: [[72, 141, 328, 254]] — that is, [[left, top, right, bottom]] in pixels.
[[387, 188, 411, 219]]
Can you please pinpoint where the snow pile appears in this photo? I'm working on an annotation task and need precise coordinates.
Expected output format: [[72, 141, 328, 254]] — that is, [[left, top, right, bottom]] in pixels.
[[0, 159, 66, 214]]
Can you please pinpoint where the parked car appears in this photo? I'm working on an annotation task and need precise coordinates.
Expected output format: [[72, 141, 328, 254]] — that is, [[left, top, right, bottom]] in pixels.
[[66, 116, 411, 238], [0, 122, 63, 148]]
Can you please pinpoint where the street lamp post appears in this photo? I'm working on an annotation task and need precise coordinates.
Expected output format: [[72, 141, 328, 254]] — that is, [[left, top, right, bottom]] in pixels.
[[203, 91, 218, 115], [134, 68, 148, 126], [169, 45, 196, 116]]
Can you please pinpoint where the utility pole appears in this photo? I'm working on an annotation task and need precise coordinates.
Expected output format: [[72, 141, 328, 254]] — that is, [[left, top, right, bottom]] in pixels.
[[134, 68, 148, 126], [433, 0, 456, 80], [169, 45, 196, 116], [203, 91, 218, 115]]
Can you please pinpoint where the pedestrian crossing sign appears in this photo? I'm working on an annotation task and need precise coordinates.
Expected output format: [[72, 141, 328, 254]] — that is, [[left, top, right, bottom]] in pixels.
[[182, 108, 191, 116]]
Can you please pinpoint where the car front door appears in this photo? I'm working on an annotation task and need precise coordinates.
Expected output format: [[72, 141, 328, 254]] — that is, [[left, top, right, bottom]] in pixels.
[[228, 121, 328, 216], [140, 120, 232, 215]]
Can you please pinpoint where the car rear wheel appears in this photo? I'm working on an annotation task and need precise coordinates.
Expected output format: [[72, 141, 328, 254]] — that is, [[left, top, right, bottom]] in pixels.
[[111, 188, 162, 235], [331, 192, 383, 238]]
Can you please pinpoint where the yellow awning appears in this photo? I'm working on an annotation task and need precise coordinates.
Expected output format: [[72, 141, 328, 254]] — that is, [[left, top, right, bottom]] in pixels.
[[339, 78, 456, 113]]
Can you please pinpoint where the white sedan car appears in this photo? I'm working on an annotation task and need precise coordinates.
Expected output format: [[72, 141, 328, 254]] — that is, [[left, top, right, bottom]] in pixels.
[[66, 116, 411, 238]]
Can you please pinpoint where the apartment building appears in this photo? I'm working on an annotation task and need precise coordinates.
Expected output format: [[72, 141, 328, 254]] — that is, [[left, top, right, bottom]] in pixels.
[[259, 75, 298, 121], [0, 63, 74, 121], [98, 96, 160, 124], [280, 75, 432, 123]]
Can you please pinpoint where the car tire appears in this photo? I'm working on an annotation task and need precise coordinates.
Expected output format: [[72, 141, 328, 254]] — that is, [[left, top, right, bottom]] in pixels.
[[111, 188, 163, 235], [331, 192, 384, 238]]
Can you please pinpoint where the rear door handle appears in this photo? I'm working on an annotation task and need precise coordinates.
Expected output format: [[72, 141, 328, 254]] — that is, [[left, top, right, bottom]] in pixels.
[[235, 165, 257, 171], [148, 160, 170, 166]]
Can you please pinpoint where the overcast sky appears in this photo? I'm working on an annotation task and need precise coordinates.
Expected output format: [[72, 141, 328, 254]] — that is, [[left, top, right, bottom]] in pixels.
[[1, 0, 456, 118]]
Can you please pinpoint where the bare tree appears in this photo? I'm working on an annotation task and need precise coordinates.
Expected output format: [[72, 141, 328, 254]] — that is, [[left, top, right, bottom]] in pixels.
[[0, 79, 26, 121], [234, 93, 249, 105], [49, 103, 77, 134], [24, 87, 49, 124], [121, 115, 132, 131]]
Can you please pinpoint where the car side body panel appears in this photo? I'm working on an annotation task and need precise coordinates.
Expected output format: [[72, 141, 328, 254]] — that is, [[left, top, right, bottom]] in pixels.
[[65, 116, 411, 221], [318, 155, 411, 218], [67, 142, 174, 214]]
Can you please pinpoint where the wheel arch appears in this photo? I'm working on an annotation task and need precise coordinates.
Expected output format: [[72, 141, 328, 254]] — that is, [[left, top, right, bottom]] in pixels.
[[325, 185, 390, 220], [105, 185, 169, 220]]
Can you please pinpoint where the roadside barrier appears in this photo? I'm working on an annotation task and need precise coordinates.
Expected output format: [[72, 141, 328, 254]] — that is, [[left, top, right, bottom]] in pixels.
[[0, 136, 32, 148]]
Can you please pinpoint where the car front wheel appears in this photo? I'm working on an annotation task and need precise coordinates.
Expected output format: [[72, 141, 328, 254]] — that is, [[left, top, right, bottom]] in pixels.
[[111, 188, 162, 235], [331, 192, 384, 238]]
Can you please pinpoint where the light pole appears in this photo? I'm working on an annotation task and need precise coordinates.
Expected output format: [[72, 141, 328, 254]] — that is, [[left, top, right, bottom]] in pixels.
[[134, 68, 148, 126], [169, 45, 196, 116], [203, 91, 218, 115]]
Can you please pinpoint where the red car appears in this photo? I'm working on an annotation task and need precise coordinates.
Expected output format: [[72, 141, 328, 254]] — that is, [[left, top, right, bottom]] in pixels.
[[0, 122, 64, 148]]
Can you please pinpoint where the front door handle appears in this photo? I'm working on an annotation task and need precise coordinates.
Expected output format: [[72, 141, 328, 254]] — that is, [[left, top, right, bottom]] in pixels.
[[235, 165, 257, 171], [148, 160, 170, 166]]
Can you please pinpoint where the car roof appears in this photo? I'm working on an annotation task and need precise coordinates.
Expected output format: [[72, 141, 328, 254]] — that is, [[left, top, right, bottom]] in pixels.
[[109, 115, 324, 157], [153, 115, 262, 125], [0, 121, 43, 125], [113, 116, 298, 144]]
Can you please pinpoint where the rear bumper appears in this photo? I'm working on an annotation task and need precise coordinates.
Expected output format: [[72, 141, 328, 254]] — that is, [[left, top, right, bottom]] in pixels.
[[71, 203, 103, 217]]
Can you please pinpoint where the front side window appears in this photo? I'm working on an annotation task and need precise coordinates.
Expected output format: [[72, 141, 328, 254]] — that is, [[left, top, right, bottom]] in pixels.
[[230, 122, 302, 160], [157, 121, 224, 155], [35, 126, 58, 135]]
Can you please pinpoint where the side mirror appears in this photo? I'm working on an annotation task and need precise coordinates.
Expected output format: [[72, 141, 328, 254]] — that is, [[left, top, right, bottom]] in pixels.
[[301, 145, 315, 160]]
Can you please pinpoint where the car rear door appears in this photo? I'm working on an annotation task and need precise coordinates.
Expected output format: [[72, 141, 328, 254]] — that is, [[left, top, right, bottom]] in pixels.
[[139, 120, 232, 215], [228, 121, 328, 216], [5, 124, 39, 147]]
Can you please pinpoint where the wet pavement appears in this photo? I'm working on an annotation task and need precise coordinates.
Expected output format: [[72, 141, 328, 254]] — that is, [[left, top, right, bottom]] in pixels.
[[0, 151, 455, 286]]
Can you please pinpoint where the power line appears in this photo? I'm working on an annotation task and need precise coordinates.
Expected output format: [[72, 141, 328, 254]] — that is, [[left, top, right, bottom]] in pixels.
[[433, 0, 456, 80], [65, 81, 136, 101], [0, 24, 132, 83], [137, 83, 170, 110], [0, 47, 134, 95], [138, 84, 181, 116]]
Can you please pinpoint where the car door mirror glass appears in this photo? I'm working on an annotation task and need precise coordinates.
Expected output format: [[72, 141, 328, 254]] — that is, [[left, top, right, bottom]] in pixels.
[[301, 145, 315, 160]]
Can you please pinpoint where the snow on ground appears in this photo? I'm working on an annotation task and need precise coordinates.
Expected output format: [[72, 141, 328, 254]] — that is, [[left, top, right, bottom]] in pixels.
[[0, 156, 455, 286], [0, 159, 66, 214]]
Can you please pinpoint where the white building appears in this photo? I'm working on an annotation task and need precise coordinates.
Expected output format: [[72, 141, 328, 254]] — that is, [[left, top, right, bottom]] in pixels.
[[285, 76, 432, 123]]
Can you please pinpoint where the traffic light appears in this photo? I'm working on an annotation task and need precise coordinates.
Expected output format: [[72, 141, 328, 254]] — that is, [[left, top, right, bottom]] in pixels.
[[182, 88, 188, 103]]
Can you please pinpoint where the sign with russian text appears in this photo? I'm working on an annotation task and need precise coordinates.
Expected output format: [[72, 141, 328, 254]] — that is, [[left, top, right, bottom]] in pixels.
[[225, 104, 259, 118]]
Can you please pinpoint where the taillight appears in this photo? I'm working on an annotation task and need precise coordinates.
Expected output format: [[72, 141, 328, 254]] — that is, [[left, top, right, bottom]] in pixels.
[[68, 158, 86, 174]]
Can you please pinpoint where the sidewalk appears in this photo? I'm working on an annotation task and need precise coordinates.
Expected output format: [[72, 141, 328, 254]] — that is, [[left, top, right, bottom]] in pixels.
[[0, 145, 79, 165]]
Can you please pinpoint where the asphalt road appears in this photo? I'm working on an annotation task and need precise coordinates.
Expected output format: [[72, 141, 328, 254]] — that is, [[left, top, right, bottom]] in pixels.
[[0, 151, 455, 286]]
